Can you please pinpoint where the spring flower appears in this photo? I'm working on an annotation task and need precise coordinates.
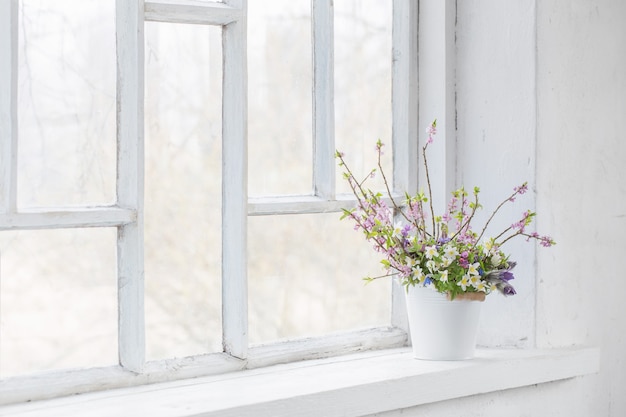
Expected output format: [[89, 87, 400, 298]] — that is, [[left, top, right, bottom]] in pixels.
[[336, 120, 554, 299], [426, 260, 438, 273], [457, 275, 470, 291], [443, 245, 458, 259], [425, 245, 438, 259], [501, 271, 515, 282], [426, 120, 437, 144], [469, 274, 481, 288], [393, 221, 403, 237], [498, 282, 517, 296]]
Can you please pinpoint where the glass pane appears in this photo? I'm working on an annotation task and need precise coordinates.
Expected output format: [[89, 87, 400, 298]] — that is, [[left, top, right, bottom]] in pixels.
[[0, 228, 117, 378], [144, 22, 223, 360], [17, 0, 116, 207], [248, 213, 391, 344], [335, 1, 393, 194], [248, 0, 313, 197]]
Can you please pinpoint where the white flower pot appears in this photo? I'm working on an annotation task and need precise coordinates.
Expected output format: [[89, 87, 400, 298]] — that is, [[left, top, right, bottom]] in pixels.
[[405, 285, 484, 360]]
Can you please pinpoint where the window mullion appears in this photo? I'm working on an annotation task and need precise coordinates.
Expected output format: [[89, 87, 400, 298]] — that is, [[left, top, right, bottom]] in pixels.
[[391, 0, 419, 331], [222, 0, 248, 360], [312, 0, 335, 199], [0, 0, 17, 213], [116, 0, 146, 373]]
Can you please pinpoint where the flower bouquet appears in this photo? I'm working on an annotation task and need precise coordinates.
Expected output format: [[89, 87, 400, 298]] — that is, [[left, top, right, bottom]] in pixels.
[[335, 120, 555, 301]]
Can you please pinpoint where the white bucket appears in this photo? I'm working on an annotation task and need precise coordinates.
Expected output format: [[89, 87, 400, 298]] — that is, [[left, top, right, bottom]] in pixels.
[[405, 285, 484, 360]]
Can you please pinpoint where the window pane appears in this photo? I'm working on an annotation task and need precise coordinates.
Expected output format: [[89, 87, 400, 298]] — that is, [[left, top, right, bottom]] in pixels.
[[17, 0, 116, 207], [144, 23, 223, 360], [248, 213, 391, 344], [0, 228, 117, 378], [248, 0, 313, 197], [335, 1, 392, 194]]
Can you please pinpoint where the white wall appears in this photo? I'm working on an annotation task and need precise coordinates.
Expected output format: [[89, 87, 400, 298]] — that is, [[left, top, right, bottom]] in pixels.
[[455, 0, 538, 349], [366, 0, 626, 415], [536, 0, 626, 415]]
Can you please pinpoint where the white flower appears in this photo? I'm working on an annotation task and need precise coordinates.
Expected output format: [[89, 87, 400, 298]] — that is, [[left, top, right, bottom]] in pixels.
[[443, 245, 458, 259], [441, 256, 453, 268], [475, 281, 488, 293], [457, 274, 470, 291], [439, 270, 449, 283], [414, 266, 425, 282], [424, 245, 438, 259], [467, 262, 480, 276], [393, 221, 403, 236], [469, 275, 481, 288], [491, 253, 502, 266], [426, 260, 438, 273]]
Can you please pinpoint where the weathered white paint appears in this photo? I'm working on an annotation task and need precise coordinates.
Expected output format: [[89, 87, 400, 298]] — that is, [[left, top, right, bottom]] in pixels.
[[0, 353, 245, 406], [390, 0, 419, 331], [0, 347, 599, 417], [0, 327, 404, 406], [8, 2, 621, 416], [0, 0, 17, 213], [455, 0, 537, 348], [312, 0, 335, 199], [116, 0, 146, 373], [221, 0, 248, 360], [144, 0, 241, 26], [535, 0, 626, 415], [247, 193, 404, 216], [247, 326, 407, 369], [391, 0, 419, 196], [0, 207, 135, 231], [382, 1, 625, 416], [417, 0, 456, 214]]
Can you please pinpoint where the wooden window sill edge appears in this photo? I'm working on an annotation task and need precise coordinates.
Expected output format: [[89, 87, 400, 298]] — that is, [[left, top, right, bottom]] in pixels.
[[0, 346, 600, 417]]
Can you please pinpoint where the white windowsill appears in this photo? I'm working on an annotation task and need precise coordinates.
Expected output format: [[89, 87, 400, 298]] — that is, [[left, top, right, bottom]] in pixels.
[[0, 346, 599, 417]]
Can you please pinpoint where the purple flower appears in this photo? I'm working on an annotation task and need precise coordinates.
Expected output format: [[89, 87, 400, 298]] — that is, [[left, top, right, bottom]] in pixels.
[[502, 285, 517, 296], [494, 281, 517, 296], [501, 271, 515, 282]]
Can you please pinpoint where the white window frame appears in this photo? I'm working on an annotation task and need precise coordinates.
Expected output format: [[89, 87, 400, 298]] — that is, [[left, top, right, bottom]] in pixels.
[[0, 0, 419, 405]]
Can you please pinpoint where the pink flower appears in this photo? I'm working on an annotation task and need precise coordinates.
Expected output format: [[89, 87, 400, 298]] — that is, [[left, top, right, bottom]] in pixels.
[[425, 120, 437, 144], [514, 183, 528, 194]]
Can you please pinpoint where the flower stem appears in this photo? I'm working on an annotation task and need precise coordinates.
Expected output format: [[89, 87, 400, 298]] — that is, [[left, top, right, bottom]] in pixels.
[[421, 144, 437, 238], [475, 186, 525, 244]]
